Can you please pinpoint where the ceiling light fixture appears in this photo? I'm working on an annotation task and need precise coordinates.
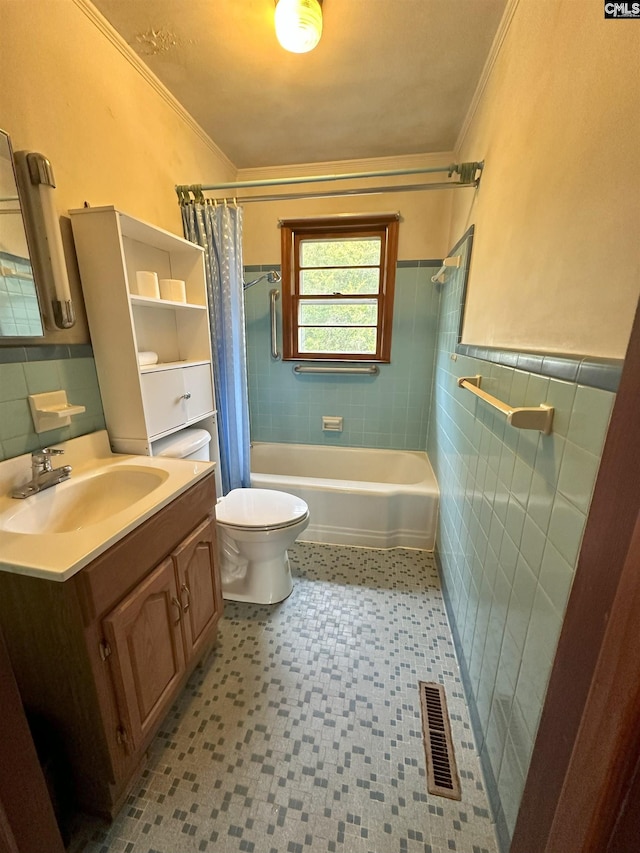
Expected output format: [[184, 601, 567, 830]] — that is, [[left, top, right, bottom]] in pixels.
[[274, 0, 323, 54]]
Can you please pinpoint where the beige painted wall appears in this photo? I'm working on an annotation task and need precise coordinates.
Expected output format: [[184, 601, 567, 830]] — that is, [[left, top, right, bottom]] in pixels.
[[239, 154, 456, 264], [451, 0, 640, 358], [0, 0, 234, 344], [4, 0, 635, 355]]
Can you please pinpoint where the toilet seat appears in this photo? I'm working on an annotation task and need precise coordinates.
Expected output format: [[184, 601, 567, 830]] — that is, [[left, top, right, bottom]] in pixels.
[[216, 488, 309, 532]]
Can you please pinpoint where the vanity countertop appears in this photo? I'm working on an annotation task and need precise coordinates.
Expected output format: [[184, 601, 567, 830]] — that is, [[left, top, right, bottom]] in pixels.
[[0, 431, 214, 582]]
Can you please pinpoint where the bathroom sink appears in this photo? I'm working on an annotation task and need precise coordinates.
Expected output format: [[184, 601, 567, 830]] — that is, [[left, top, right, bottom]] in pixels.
[[0, 430, 214, 580], [0, 466, 169, 535]]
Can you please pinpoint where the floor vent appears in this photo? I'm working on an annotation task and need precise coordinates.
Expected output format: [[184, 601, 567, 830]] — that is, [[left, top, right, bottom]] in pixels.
[[419, 681, 461, 800]]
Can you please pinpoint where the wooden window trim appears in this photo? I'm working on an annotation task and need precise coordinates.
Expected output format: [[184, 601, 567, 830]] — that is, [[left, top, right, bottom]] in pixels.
[[280, 214, 399, 362]]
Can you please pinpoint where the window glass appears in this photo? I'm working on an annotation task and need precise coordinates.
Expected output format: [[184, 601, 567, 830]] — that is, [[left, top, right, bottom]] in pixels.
[[299, 268, 380, 296], [300, 238, 381, 268], [299, 301, 378, 326], [299, 327, 377, 354]]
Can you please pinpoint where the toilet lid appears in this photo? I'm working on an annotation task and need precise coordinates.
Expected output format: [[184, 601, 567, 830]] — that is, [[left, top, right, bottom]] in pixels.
[[216, 488, 309, 531]]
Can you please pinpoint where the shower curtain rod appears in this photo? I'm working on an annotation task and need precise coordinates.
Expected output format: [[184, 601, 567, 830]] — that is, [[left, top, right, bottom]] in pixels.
[[177, 179, 479, 206], [175, 161, 483, 204]]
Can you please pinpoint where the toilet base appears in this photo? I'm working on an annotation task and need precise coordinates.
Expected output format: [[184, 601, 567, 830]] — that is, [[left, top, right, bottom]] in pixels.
[[221, 551, 294, 605]]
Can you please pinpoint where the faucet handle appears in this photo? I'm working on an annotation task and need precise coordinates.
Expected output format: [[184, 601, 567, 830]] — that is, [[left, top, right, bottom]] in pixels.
[[32, 447, 64, 459], [32, 447, 64, 474]]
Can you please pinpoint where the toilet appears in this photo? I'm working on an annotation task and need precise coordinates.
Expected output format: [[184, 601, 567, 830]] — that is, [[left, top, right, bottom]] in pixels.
[[215, 488, 309, 604], [153, 428, 309, 604]]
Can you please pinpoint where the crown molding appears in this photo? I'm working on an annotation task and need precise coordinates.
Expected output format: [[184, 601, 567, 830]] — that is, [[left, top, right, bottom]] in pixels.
[[455, 0, 521, 155], [72, 0, 236, 176], [236, 150, 457, 182]]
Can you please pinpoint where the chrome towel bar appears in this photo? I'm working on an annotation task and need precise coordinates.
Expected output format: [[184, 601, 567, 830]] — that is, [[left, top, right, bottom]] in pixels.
[[293, 364, 379, 375], [457, 375, 554, 434]]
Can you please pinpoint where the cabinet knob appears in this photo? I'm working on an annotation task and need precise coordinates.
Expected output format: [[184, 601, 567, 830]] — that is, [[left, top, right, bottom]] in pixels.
[[182, 392, 192, 400]]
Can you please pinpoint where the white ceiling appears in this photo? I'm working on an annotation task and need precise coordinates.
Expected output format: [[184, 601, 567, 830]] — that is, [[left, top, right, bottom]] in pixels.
[[91, 0, 508, 169]]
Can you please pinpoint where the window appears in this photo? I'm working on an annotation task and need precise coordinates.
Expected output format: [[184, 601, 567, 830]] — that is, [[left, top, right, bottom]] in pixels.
[[280, 214, 399, 361]]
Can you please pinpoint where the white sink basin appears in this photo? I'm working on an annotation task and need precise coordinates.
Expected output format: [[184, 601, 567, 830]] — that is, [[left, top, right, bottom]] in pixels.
[[0, 466, 169, 535], [0, 430, 214, 581]]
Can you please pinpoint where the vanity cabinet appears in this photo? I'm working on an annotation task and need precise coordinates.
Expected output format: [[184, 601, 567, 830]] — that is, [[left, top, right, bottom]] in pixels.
[[103, 515, 221, 756], [0, 471, 222, 819], [102, 557, 187, 753], [69, 206, 221, 494], [173, 518, 222, 660]]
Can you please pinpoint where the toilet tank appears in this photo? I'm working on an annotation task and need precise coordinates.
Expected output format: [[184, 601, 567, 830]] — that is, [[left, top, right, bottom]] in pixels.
[[152, 428, 211, 462]]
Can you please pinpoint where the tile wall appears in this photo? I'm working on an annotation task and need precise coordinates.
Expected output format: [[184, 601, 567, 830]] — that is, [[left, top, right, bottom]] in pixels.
[[427, 263, 616, 848], [245, 262, 441, 449], [0, 346, 105, 460]]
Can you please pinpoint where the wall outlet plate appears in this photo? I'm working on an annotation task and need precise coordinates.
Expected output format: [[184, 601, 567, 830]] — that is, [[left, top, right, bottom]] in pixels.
[[322, 415, 343, 432]]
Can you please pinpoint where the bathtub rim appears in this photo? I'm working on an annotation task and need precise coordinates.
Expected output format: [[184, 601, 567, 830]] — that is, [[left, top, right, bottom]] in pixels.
[[250, 441, 438, 495]]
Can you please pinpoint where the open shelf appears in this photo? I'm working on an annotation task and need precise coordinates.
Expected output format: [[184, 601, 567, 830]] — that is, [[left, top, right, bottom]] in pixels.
[[130, 295, 207, 311], [139, 359, 211, 373], [70, 206, 218, 474]]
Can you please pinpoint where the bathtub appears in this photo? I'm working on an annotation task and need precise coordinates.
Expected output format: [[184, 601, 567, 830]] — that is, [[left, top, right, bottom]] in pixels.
[[250, 442, 439, 550]]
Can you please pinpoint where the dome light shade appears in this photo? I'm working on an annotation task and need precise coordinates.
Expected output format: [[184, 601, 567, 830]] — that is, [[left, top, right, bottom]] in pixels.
[[275, 0, 323, 54]]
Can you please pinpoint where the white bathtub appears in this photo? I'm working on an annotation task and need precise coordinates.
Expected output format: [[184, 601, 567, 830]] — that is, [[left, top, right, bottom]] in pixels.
[[250, 442, 438, 550]]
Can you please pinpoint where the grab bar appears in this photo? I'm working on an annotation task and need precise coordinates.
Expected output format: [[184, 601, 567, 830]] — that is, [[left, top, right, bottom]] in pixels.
[[270, 288, 280, 360], [293, 364, 379, 375], [457, 375, 554, 434]]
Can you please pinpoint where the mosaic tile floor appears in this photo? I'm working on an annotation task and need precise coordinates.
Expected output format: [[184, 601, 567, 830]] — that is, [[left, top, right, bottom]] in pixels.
[[68, 543, 498, 853]]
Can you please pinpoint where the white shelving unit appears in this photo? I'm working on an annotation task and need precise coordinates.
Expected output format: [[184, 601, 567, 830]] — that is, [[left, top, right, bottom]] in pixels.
[[69, 205, 222, 495]]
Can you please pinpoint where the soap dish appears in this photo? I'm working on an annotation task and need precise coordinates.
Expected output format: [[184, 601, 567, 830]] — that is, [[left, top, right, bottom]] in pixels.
[[28, 391, 86, 433]]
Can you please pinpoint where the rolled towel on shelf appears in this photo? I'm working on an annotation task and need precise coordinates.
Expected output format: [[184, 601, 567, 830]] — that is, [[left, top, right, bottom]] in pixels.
[[137, 351, 159, 366]]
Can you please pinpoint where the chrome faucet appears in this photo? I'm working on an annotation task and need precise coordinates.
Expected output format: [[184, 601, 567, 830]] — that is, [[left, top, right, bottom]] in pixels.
[[11, 447, 72, 499]]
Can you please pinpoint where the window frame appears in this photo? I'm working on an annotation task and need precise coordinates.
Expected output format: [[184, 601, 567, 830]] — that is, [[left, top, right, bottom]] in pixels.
[[280, 213, 399, 362]]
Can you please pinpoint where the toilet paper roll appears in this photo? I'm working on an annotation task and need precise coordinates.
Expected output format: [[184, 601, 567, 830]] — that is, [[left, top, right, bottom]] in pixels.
[[159, 278, 187, 302], [133, 270, 160, 298]]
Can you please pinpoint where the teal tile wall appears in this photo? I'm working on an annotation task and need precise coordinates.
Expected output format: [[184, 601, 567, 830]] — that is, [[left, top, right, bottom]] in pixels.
[[427, 265, 615, 847], [245, 262, 441, 449], [0, 348, 105, 460]]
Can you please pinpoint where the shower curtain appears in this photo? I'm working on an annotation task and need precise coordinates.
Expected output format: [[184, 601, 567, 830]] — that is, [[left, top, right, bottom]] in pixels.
[[181, 201, 250, 494]]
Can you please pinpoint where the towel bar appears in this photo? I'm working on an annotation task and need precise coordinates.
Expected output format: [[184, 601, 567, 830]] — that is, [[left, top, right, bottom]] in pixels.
[[457, 375, 554, 434], [293, 364, 379, 375], [431, 255, 462, 283]]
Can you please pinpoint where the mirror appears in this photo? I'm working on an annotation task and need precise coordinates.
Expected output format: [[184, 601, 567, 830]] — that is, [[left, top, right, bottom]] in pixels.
[[0, 129, 45, 339]]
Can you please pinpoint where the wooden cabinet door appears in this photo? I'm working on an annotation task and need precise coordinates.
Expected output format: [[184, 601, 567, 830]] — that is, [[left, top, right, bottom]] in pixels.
[[102, 558, 185, 752], [173, 518, 223, 663]]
